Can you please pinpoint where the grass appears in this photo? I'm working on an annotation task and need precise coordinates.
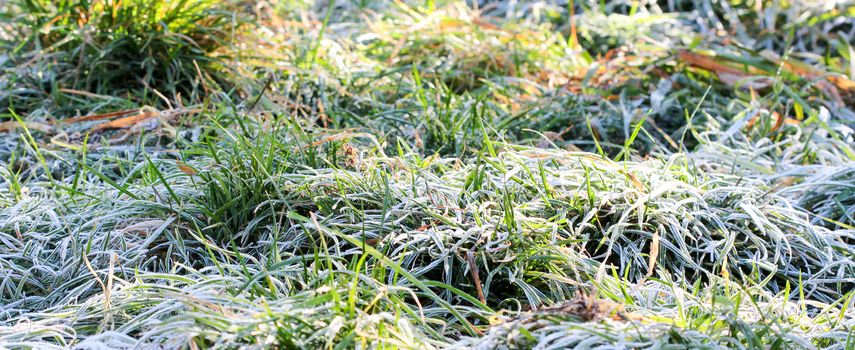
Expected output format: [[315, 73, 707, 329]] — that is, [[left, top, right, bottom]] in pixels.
[[0, 0, 244, 114], [1, 0, 854, 349]]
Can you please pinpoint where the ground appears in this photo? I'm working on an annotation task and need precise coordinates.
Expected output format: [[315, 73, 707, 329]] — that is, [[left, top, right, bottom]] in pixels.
[[0, 0, 854, 349]]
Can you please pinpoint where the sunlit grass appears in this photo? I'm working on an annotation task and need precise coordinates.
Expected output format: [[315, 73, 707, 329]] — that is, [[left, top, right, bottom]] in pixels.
[[0, 0, 246, 114]]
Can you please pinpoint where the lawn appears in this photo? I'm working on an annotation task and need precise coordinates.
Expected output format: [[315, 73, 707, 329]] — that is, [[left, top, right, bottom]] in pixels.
[[0, 0, 854, 349]]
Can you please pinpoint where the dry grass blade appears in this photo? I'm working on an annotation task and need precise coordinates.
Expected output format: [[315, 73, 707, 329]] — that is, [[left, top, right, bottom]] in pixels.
[[0, 121, 53, 133]]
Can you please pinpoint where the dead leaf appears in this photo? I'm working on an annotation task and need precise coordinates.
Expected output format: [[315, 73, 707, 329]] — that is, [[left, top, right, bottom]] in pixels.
[[59, 109, 139, 124], [466, 250, 486, 305], [760, 50, 855, 92], [678, 50, 747, 76], [619, 170, 645, 192], [645, 231, 660, 279], [679, 50, 774, 89], [177, 161, 198, 175], [745, 111, 800, 132], [312, 131, 371, 146], [92, 110, 159, 131]]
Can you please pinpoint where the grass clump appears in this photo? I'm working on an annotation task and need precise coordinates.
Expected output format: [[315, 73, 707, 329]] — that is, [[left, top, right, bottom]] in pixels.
[[0, 0, 244, 113]]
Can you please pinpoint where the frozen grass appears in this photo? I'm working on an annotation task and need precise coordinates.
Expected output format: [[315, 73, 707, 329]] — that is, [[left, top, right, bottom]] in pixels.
[[1, 0, 854, 349]]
